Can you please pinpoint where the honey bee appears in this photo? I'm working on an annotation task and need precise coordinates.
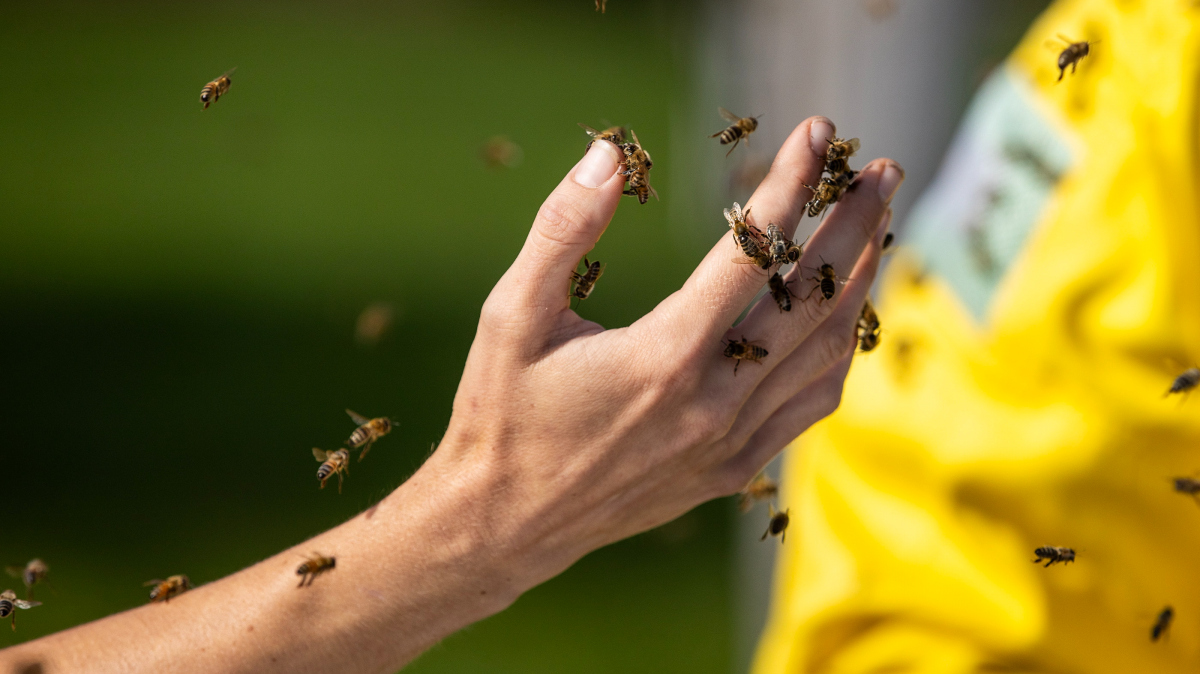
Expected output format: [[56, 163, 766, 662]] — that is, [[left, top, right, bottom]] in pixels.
[[579, 124, 627, 153], [620, 129, 658, 204], [768, 272, 797, 313], [1166, 367, 1200, 397], [5, 559, 48, 601], [724, 202, 771, 268], [802, 176, 846, 219], [764, 223, 791, 266], [857, 298, 882, 352], [1032, 546, 1076, 567], [804, 259, 850, 303], [710, 107, 760, 157], [737, 473, 778, 512], [199, 68, 235, 109], [1047, 35, 1095, 82], [760, 503, 790, 543], [313, 448, 350, 493], [570, 257, 604, 300], [296, 553, 336, 588], [346, 410, 393, 462], [1151, 606, 1174, 642], [723, 336, 769, 375], [881, 232, 895, 252], [824, 136, 861, 176], [0, 589, 40, 631], [1173, 476, 1200, 503], [144, 575, 191, 603]]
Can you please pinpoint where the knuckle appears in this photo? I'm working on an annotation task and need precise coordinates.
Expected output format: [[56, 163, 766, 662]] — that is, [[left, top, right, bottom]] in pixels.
[[478, 292, 526, 334], [712, 465, 754, 498], [535, 196, 591, 247], [814, 325, 856, 372], [815, 377, 847, 418]]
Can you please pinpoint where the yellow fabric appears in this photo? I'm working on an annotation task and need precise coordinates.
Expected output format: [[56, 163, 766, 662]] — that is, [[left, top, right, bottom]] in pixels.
[[753, 1, 1200, 672]]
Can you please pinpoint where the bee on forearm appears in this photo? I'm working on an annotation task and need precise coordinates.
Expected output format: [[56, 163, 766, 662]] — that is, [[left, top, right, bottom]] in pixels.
[[0, 590, 40, 631], [1151, 606, 1174, 642], [737, 473, 778, 512], [723, 336, 768, 375], [804, 259, 850, 303], [824, 136, 860, 176], [578, 123, 627, 153], [768, 272, 797, 313], [619, 130, 658, 204], [570, 257, 604, 300], [5, 559, 48, 601], [724, 202, 771, 269], [199, 68, 236, 109], [1032, 546, 1075, 567], [710, 107, 760, 157], [346, 410, 393, 462], [761, 504, 790, 543], [1047, 34, 1095, 82], [313, 448, 350, 493], [145, 575, 191, 603], [296, 553, 336, 588], [1166, 367, 1199, 397]]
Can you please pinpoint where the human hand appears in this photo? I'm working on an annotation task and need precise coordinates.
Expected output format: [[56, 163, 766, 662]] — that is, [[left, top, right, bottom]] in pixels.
[[429, 117, 903, 594]]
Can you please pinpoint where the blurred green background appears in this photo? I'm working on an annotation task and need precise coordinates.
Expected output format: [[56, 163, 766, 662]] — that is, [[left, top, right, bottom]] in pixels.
[[0, 1, 730, 671]]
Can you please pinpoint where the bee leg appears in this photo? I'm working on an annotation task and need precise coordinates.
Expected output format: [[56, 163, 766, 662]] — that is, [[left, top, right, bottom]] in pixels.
[[1044, 559, 1054, 568], [358, 442, 373, 462], [733, 359, 741, 376], [1071, 61, 1078, 74], [725, 137, 740, 158], [297, 574, 307, 588], [781, 529, 786, 544], [337, 473, 344, 494], [760, 529, 769, 541]]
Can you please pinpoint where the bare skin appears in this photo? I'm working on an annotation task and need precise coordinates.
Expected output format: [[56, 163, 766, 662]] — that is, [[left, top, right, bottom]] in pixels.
[[0, 117, 901, 674]]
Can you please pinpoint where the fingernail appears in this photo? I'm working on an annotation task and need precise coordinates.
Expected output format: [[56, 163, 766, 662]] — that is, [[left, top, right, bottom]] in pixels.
[[809, 118, 835, 157], [875, 208, 893, 242], [573, 141, 620, 188], [877, 162, 905, 203]]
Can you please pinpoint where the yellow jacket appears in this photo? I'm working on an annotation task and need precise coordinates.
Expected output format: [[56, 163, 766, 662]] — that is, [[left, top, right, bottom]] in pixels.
[[754, 0, 1200, 671]]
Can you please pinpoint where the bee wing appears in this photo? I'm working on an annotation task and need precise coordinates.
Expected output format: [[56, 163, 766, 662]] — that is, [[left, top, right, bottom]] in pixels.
[[143, 579, 164, 587], [1056, 33, 1075, 44], [13, 599, 40, 609], [313, 447, 330, 462], [844, 138, 861, 154], [649, 185, 660, 201], [4, 567, 22, 579], [345, 409, 370, 426], [628, 129, 641, 147], [718, 107, 741, 122], [223, 66, 238, 77], [577, 123, 601, 138]]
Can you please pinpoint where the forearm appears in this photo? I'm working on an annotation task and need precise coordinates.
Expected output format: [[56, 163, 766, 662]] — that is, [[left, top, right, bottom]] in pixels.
[[0, 443, 538, 674]]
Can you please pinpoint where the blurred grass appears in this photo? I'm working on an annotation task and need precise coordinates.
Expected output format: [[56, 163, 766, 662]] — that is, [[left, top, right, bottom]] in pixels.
[[0, 1, 732, 671]]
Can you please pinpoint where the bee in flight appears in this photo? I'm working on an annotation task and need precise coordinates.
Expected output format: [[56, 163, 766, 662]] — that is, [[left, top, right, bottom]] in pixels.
[[296, 553, 336, 588], [346, 410, 393, 462], [199, 67, 236, 109], [145, 575, 191, 603], [824, 136, 860, 176], [578, 123, 626, 153], [1047, 34, 1096, 82], [570, 257, 604, 301], [5, 559, 48, 601], [857, 298, 882, 352], [882, 232, 895, 253], [804, 259, 850, 303], [1173, 476, 1200, 504], [1151, 606, 1174, 642], [480, 136, 523, 170], [1032, 546, 1075, 567], [1166, 367, 1200, 398], [0, 589, 40, 631], [313, 448, 350, 493], [710, 107, 760, 157], [723, 336, 768, 375], [761, 504, 790, 543], [768, 272, 797, 313], [619, 129, 658, 204], [737, 473, 778, 512], [724, 202, 771, 269]]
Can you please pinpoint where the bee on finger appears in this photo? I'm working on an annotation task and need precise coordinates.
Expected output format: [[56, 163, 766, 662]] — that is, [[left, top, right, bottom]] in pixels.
[[296, 553, 336, 588], [570, 257, 604, 300], [724, 202, 771, 269], [1032, 546, 1076, 567], [1047, 34, 1095, 82], [620, 129, 658, 204], [313, 448, 350, 493], [802, 177, 846, 219], [346, 410, 393, 462], [723, 336, 768, 375], [823, 136, 861, 175], [144, 575, 191, 603], [1166, 367, 1200, 397], [578, 123, 626, 153], [199, 68, 236, 109], [710, 107, 760, 157], [0, 590, 40, 631], [760, 504, 790, 543], [1152, 606, 1174, 642], [856, 298, 882, 352], [803, 259, 850, 303], [768, 272, 797, 313], [5, 559, 48, 601], [737, 473, 778, 513], [764, 223, 792, 267]]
